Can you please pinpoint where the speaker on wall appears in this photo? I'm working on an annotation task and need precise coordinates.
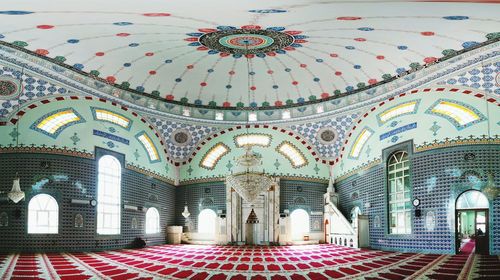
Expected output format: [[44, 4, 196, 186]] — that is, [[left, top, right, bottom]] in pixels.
[[415, 209, 422, 218]]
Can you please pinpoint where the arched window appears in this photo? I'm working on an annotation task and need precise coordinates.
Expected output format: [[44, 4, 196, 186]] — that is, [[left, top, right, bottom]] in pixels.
[[145, 207, 160, 234], [198, 209, 217, 239], [456, 190, 489, 209], [28, 194, 58, 234], [290, 209, 310, 240], [388, 151, 411, 234], [97, 155, 121, 235]]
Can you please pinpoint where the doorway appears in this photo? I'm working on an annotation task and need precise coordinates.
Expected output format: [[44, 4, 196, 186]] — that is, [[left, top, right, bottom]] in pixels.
[[455, 190, 489, 255]]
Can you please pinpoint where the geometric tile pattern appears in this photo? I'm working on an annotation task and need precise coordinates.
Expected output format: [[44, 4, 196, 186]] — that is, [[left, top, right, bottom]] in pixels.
[[336, 145, 500, 255], [436, 61, 500, 95], [289, 113, 358, 159], [149, 117, 219, 161], [337, 87, 499, 162], [0, 153, 175, 252], [0, 66, 71, 119], [280, 180, 328, 232], [175, 182, 226, 231]]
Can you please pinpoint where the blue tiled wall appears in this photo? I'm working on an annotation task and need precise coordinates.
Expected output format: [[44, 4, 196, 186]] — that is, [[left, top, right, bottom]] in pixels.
[[280, 180, 328, 232], [0, 153, 175, 253], [175, 181, 226, 231], [336, 145, 499, 254]]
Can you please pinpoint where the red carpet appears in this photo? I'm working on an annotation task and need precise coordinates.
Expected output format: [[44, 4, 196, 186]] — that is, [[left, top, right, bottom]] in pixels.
[[460, 239, 475, 255], [0, 244, 496, 279]]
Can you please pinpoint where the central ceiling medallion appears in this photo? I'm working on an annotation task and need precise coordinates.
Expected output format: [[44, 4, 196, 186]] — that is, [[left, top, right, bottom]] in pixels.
[[186, 25, 307, 57]]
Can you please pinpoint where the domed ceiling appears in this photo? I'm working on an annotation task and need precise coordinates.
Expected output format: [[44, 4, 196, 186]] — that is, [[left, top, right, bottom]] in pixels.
[[0, 0, 498, 109]]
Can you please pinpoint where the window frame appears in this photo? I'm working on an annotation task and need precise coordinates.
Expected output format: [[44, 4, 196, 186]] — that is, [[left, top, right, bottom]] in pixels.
[[27, 193, 60, 235], [145, 207, 161, 235], [382, 140, 414, 237], [95, 148, 124, 238]]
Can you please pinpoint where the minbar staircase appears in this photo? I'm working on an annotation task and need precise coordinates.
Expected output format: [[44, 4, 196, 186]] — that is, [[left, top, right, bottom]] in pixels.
[[324, 189, 369, 248]]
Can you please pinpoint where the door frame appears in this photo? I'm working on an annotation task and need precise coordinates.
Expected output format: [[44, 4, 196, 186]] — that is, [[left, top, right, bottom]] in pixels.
[[455, 208, 489, 255]]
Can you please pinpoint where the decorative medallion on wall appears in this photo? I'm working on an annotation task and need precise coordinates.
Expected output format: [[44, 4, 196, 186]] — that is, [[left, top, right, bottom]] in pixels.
[[464, 153, 476, 161], [149, 194, 158, 202], [74, 213, 83, 228], [294, 197, 306, 205], [0, 76, 22, 100], [189, 26, 306, 56], [171, 129, 192, 146], [131, 217, 138, 229], [351, 191, 359, 200], [316, 127, 338, 145], [201, 197, 214, 208], [0, 212, 8, 227]]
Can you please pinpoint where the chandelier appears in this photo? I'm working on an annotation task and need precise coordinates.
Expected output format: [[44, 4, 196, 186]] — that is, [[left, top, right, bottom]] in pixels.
[[8, 173, 25, 203], [226, 146, 273, 203], [7, 67, 25, 203], [225, 43, 273, 203]]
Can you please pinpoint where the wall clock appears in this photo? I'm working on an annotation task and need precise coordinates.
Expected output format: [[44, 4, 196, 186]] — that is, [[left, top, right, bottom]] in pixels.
[[412, 198, 420, 207]]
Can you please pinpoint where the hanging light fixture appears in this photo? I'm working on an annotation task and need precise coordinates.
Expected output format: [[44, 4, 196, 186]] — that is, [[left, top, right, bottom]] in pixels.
[[182, 204, 191, 219], [225, 42, 273, 203], [8, 172, 24, 203], [7, 67, 25, 203]]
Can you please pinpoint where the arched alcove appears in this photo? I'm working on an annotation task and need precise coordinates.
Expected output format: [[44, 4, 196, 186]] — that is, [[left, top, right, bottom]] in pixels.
[[290, 209, 310, 241], [198, 208, 217, 240]]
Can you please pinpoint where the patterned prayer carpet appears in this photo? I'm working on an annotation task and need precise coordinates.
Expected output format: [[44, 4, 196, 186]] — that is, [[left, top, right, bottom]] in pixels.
[[0, 244, 497, 279]]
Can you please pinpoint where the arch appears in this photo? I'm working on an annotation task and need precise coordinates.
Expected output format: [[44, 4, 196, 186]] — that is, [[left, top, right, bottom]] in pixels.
[[186, 125, 321, 165], [198, 208, 217, 239], [290, 209, 310, 240], [1, 95, 171, 163], [28, 193, 59, 234], [456, 190, 489, 210], [337, 87, 499, 164], [97, 155, 122, 235], [145, 207, 160, 234]]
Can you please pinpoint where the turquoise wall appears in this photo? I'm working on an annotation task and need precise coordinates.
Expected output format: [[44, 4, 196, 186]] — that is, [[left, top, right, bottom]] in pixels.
[[0, 99, 175, 181], [180, 127, 329, 183], [334, 88, 499, 178]]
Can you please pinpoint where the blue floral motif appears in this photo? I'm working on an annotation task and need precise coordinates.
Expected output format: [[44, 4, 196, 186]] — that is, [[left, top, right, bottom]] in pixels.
[[0, 11, 34, 15], [462, 41, 479, 49], [113, 22, 133, 26], [249, 9, 287, 13], [216, 26, 237, 30], [443, 16, 469, 20]]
